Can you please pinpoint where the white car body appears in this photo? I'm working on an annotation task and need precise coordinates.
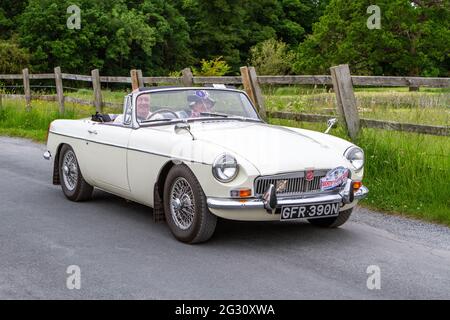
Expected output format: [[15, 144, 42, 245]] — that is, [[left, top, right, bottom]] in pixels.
[[45, 87, 368, 223]]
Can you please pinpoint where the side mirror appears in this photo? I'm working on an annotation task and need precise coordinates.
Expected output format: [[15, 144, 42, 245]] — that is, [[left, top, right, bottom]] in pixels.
[[174, 122, 190, 134], [175, 122, 195, 140], [324, 118, 338, 134]]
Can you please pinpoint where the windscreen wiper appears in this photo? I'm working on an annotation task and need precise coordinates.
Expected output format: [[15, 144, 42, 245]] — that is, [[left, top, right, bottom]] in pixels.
[[141, 118, 177, 123], [199, 112, 229, 118]]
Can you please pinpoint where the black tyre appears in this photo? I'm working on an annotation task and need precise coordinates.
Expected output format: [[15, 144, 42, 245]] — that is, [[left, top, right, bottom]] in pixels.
[[59, 144, 93, 202], [308, 208, 353, 228], [163, 164, 217, 244]]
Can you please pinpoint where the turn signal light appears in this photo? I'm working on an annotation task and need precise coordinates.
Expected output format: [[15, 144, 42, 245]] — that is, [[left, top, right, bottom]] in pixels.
[[230, 189, 252, 198]]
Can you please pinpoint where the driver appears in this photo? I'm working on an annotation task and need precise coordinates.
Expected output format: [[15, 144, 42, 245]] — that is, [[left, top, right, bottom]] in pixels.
[[187, 90, 215, 118], [113, 92, 151, 124]]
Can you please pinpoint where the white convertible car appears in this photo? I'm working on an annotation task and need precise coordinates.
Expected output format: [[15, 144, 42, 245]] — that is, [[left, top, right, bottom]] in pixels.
[[44, 87, 368, 243]]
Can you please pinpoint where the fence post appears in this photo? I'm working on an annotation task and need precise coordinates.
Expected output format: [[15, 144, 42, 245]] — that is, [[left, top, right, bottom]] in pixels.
[[130, 69, 140, 91], [54, 66, 65, 114], [91, 69, 103, 113], [330, 64, 360, 141], [137, 69, 144, 88], [181, 68, 194, 86], [240, 66, 256, 106], [248, 67, 267, 120], [22, 68, 31, 111]]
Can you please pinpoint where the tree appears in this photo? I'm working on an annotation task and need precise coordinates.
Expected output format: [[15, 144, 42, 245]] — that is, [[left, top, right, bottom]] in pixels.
[[0, 39, 30, 73], [249, 38, 295, 75], [179, 0, 249, 70], [17, 0, 192, 75], [138, 0, 194, 75], [179, 0, 326, 71], [192, 56, 231, 76], [293, 0, 450, 76], [0, 0, 27, 39]]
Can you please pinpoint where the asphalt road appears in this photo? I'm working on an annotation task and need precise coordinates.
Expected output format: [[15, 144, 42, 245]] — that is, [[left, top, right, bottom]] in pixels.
[[0, 137, 449, 299]]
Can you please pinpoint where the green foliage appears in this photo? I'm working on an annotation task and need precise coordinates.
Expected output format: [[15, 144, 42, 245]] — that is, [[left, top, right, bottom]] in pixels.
[[17, 0, 192, 75], [0, 39, 30, 73], [249, 38, 295, 75], [0, 0, 447, 76], [0, 0, 27, 38], [179, 0, 326, 70], [192, 57, 231, 76], [15, 0, 324, 75], [168, 70, 182, 77], [293, 0, 450, 76]]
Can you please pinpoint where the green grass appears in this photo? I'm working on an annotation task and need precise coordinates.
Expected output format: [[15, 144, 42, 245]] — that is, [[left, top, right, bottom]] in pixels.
[[265, 89, 450, 126], [0, 99, 93, 141], [270, 118, 450, 226], [65, 88, 128, 104]]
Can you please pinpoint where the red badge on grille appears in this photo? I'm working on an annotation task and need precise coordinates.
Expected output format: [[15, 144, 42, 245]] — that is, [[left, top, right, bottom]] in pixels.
[[305, 169, 315, 182]]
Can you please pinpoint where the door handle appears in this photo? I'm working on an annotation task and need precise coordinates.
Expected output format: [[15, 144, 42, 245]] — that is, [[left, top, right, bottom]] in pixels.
[[88, 130, 98, 135]]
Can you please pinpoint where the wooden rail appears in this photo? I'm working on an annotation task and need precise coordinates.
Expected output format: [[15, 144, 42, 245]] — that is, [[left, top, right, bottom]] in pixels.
[[268, 111, 449, 137]]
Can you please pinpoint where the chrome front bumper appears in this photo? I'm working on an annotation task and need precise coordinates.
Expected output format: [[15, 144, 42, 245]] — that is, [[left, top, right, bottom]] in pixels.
[[207, 181, 368, 211]]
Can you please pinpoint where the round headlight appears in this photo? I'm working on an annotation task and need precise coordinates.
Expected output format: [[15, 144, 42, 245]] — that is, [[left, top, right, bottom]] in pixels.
[[345, 147, 364, 171], [212, 154, 239, 183]]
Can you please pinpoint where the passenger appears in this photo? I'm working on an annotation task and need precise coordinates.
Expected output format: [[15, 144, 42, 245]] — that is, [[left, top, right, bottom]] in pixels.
[[187, 90, 215, 118]]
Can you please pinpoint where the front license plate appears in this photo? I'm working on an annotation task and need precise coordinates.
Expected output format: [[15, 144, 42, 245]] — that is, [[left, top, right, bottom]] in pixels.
[[280, 202, 340, 221]]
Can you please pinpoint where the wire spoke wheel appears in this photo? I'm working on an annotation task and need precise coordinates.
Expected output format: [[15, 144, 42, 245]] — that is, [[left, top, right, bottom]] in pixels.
[[170, 177, 195, 230], [62, 150, 78, 191], [164, 165, 217, 243]]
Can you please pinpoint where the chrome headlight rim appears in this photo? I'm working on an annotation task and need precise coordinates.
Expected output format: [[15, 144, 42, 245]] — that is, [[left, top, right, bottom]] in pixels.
[[344, 146, 365, 171], [212, 153, 239, 183]]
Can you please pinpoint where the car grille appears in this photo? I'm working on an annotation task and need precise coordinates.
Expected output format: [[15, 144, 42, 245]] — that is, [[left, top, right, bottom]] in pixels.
[[254, 170, 329, 197]]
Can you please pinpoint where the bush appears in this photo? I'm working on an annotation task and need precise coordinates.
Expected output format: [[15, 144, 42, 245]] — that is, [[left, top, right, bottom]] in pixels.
[[192, 57, 231, 76], [249, 38, 295, 75], [168, 70, 182, 77], [0, 39, 30, 73]]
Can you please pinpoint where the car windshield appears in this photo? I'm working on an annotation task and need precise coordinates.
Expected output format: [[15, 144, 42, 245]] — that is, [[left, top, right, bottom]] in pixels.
[[135, 89, 260, 124]]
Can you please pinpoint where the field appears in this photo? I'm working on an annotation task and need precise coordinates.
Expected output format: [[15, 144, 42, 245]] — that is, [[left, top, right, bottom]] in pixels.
[[264, 86, 450, 126], [0, 87, 449, 226]]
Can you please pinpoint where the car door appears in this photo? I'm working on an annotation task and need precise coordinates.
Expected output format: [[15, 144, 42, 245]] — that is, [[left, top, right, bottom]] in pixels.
[[84, 122, 132, 192], [83, 96, 133, 193], [126, 126, 177, 207]]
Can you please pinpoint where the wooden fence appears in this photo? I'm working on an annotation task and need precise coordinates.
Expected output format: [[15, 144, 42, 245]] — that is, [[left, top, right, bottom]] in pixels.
[[0, 65, 449, 138]]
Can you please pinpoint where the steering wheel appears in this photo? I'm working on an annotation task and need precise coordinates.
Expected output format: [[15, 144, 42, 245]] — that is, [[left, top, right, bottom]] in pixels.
[[146, 108, 180, 121]]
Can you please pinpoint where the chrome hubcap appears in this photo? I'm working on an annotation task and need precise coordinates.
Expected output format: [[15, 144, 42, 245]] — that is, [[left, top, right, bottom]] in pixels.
[[170, 177, 195, 230], [62, 150, 78, 191]]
